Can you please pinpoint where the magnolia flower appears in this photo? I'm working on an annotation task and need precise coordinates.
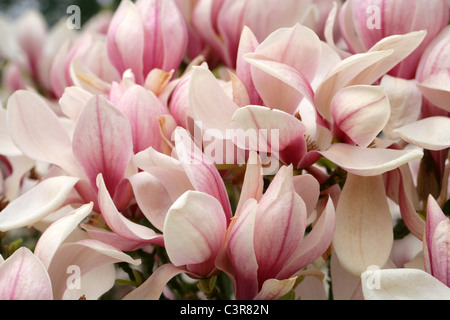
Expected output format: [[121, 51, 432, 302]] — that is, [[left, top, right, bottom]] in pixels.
[[107, 0, 188, 85], [50, 31, 120, 99], [337, 0, 449, 79], [82, 127, 232, 251], [190, 0, 331, 68], [0, 11, 71, 99], [221, 164, 335, 300], [1, 90, 151, 246], [0, 203, 140, 300], [0, 9, 116, 100], [5, 90, 134, 209]]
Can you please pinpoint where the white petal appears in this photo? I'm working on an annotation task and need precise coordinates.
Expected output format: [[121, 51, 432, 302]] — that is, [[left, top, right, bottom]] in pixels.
[[331, 85, 390, 148], [34, 202, 94, 269], [394, 117, 450, 151], [0, 176, 79, 232], [361, 268, 450, 300], [333, 174, 393, 276], [320, 143, 423, 176]]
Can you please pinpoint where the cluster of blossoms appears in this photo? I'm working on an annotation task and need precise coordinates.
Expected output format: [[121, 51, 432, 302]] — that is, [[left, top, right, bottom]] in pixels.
[[0, 0, 449, 301]]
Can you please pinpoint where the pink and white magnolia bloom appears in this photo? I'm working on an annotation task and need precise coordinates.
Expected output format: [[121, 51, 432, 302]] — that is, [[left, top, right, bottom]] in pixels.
[[222, 164, 335, 300], [50, 31, 120, 99], [107, 0, 188, 85], [0, 9, 116, 100], [6, 90, 135, 208], [337, 0, 449, 79], [190, 0, 329, 68], [85, 126, 233, 251], [0, 203, 140, 300], [1, 88, 165, 247]]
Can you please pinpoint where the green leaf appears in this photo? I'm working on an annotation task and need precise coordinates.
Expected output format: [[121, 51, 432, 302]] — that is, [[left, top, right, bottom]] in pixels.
[[278, 289, 296, 300]]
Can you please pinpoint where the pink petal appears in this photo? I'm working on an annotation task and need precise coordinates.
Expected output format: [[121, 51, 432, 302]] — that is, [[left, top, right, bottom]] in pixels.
[[0, 176, 79, 232], [236, 26, 261, 106], [235, 150, 263, 216], [324, 2, 352, 59], [97, 174, 163, 246], [69, 59, 112, 95], [163, 191, 227, 276], [244, 53, 315, 114], [293, 174, 320, 219], [364, 30, 427, 81], [0, 247, 52, 300], [338, 0, 366, 54], [188, 66, 238, 132], [82, 223, 154, 252], [254, 23, 321, 82], [7, 90, 82, 177], [430, 218, 450, 287], [315, 50, 393, 121], [117, 84, 164, 153], [106, 0, 145, 84], [251, 24, 321, 112], [426, 195, 449, 284], [396, 166, 425, 240], [133, 147, 194, 201], [136, 0, 188, 74], [169, 74, 191, 128], [330, 251, 362, 300], [173, 128, 233, 222], [317, 31, 426, 121], [331, 85, 390, 148], [332, 174, 393, 276], [254, 165, 307, 283], [416, 26, 450, 83], [230, 105, 307, 166], [59, 86, 93, 123], [72, 95, 133, 194], [49, 40, 72, 98], [278, 196, 335, 279], [128, 172, 172, 232], [227, 198, 259, 300], [15, 11, 47, 78], [192, 0, 230, 65]]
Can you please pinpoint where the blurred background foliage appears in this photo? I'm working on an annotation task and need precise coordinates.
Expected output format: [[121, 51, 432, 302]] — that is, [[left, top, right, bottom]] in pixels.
[[0, 0, 121, 26]]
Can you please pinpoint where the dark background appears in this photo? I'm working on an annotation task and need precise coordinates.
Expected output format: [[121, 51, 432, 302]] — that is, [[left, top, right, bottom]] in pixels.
[[0, 0, 121, 26]]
